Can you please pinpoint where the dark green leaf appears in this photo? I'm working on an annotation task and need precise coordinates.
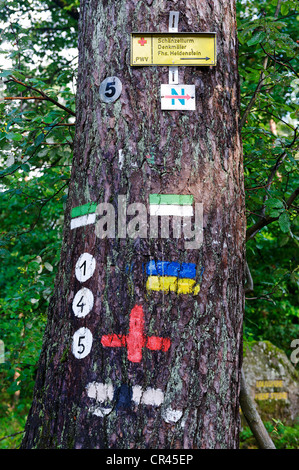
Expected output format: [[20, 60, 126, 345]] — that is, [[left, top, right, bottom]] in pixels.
[[279, 212, 291, 233], [264, 199, 284, 209], [247, 31, 266, 46], [34, 133, 45, 147]]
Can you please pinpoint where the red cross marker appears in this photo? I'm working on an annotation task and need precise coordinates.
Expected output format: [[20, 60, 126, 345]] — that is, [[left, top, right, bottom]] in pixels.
[[101, 305, 171, 363], [138, 37, 147, 46]]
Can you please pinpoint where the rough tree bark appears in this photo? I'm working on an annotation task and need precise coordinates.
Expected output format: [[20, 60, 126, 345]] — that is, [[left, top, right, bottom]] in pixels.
[[21, 0, 245, 449]]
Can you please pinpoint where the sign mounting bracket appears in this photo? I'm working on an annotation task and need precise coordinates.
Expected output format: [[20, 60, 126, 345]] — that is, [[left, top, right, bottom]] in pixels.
[[168, 11, 179, 85]]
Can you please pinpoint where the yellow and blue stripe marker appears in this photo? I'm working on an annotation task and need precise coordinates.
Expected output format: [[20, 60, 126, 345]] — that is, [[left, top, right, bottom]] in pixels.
[[146, 261, 200, 295]]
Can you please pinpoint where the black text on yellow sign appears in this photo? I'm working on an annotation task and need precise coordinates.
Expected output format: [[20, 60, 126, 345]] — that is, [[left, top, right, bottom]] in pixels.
[[131, 33, 216, 66]]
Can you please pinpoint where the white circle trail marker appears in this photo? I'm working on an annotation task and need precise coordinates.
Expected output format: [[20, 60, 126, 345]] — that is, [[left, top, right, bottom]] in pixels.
[[72, 327, 93, 359], [75, 253, 96, 283], [72, 287, 94, 318]]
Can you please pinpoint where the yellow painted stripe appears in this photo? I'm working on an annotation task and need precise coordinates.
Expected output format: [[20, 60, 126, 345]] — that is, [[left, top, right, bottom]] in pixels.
[[146, 276, 200, 295], [177, 278, 196, 294], [146, 276, 177, 292]]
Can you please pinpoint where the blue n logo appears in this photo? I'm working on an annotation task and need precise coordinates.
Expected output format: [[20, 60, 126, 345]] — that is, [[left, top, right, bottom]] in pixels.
[[171, 88, 185, 105]]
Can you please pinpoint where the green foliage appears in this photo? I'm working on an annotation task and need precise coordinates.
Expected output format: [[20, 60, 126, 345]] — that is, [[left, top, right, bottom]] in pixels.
[[0, 0, 75, 448], [0, 0, 298, 450], [240, 420, 299, 449], [238, 0, 299, 356]]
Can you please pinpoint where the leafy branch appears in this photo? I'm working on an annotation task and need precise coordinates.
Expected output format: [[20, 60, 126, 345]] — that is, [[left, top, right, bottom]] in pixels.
[[246, 186, 299, 241], [50, 0, 79, 21], [260, 43, 299, 78], [4, 75, 76, 117], [8, 181, 69, 240], [239, 0, 283, 129]]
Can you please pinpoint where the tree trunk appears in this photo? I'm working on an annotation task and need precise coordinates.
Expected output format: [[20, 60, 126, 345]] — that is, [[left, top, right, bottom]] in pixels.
[[21, 0, 245, 449], [239, 369, 276, 449]]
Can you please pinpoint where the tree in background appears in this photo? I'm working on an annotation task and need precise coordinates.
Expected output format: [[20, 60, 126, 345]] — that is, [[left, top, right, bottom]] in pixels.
[[0, 0, 77, 447], [0, 0, 298, 449], [237, 0, 299, 355]]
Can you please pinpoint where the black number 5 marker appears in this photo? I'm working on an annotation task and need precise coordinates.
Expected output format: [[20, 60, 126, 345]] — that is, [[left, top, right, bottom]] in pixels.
[[105, 81, 116, 98], [72, 327, 93, 359], [99, 76, 122, 103]]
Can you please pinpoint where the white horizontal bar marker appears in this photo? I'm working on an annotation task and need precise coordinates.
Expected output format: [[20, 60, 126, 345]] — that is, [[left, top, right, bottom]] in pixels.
[[141, 388, 164, 406], [131, 385, 142, 404], [71, 213, 96, 229], [132, 386, 164, 406], [150, 204, 193, 217], [86, 382, 114, 402]]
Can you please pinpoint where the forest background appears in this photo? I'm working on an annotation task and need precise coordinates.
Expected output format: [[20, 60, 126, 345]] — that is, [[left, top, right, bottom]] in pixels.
[[0, 0, 298, 449]]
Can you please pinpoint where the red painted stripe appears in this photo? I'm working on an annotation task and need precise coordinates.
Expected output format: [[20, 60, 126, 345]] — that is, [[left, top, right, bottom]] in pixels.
[[164, 94, 191, 100], [147, 336, 171, 351], [101, 334, 126, 348], [101, 305, 171, 362], [126, 305, 146, 362]]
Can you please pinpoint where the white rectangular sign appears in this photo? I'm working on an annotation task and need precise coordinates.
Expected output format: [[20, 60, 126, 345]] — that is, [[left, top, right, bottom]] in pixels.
[[161, 84, 196, 110]]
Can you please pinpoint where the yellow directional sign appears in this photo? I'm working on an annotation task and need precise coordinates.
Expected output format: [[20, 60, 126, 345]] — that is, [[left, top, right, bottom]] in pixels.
[[131, 33, 216, 66]]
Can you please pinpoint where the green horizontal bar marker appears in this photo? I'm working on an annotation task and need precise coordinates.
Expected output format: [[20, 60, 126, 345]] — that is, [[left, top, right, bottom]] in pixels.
[[71, 202, 97, 218], [149, 194, 194, 205]]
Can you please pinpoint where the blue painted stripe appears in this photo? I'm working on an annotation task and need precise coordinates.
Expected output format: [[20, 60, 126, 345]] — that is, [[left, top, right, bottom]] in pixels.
[[146, 261, 196, 279], [113, 384, 133, 412], [180, 262, 197, 279]]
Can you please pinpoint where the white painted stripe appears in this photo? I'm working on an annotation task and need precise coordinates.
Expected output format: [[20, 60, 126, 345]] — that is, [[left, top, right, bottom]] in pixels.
[[131, 385, 142, 404], [86, 382, 182, 422], [132, 386, 164, 406], [86, 382, 114, 402], [87, 382, 113, 418], [162, 407, 183, 423], [149, 204, 193, 217], [71, 213, 96, 229], [118, 149, 124, 169], [141, 388, 164, 406], [90, 406, 112, 417]]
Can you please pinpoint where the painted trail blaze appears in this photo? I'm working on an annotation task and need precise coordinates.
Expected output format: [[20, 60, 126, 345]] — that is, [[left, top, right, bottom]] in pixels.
[[146, 260, 200, 295], [149, 193, 194, 217], [70, 202, 97, 229], [101, 305, 171, 363]]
